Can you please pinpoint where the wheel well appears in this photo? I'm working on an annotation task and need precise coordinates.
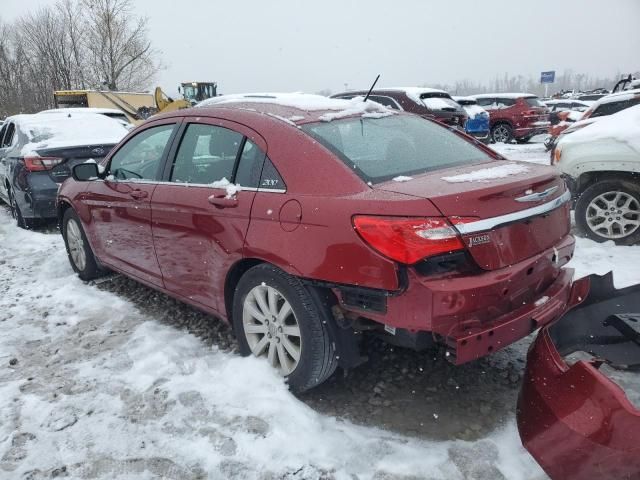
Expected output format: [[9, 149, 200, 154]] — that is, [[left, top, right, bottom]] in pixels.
[[224, 258, 265, 323], [491, 120, 512, 129], [57, 200, 72, 232], [576, 171, 640, 195]]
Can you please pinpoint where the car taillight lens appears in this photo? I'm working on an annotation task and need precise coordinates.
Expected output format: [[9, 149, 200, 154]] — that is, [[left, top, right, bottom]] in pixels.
[[23, 156, 64, 172], [553, 147, 562, 165], [353, 216, 465, 265]]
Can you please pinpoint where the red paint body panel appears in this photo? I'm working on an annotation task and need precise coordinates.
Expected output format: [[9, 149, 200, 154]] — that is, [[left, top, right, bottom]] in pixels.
[[57, 103, 576, 367], [518, 331, 640, 480], [518, 275, 640, 480]]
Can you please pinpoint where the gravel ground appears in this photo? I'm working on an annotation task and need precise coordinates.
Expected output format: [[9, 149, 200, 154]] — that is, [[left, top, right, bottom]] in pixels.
[[94, 272, 527, 442]]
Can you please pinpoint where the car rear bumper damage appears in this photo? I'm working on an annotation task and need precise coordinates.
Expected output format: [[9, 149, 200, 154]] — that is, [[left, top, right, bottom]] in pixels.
[[517, 273, 640, 480], [334, 235, 576, 364]]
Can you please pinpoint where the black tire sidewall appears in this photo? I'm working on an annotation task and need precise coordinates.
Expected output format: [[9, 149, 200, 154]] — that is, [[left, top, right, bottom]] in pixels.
[[8, 188, 27, 229], [232, 264, 335, 392], [62, 208, 101, 280], [575, 179, 640, 245]]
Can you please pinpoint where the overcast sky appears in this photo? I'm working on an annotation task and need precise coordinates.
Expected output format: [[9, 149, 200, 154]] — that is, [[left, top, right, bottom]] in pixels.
[[3, 0, 639, 96]]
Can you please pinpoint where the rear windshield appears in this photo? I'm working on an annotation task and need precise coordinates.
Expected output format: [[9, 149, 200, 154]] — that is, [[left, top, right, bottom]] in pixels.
[[301, 115, 492, 184], [525, 97, 544, 107]]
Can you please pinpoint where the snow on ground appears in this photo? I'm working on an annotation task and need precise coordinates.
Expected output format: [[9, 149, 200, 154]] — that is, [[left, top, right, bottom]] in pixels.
[[1, 141, 639, 480], [490, 140, 550, 165]]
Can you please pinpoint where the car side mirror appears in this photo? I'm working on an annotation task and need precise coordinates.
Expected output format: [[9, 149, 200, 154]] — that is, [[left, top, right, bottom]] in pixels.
[[72, 163, 99, 181]]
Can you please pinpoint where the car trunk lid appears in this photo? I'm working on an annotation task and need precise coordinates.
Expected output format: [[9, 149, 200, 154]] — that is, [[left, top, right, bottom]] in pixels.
[[375, 160, 570, 270], [35, 144, 115, 183]]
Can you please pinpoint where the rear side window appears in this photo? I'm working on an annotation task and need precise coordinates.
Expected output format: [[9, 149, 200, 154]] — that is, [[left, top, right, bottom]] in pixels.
[[110, 124, 175, 181], [234, 140, 265, 188], [302, 115, 492, 184], [259, 157, 286, 191], [170, 124, 243, 184], [496, 98, 516, 108]]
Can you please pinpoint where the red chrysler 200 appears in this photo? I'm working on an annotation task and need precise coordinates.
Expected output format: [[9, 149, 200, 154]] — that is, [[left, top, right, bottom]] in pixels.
[[57, 94, 576, 392]]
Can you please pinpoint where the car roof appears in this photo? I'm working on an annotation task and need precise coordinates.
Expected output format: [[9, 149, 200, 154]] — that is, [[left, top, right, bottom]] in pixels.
[[167, 92, 397, 126], [544, 99, 591, 106], [471, 93, 538, 99], [40, 107, 127, 115], [593, 88, 640, 106]]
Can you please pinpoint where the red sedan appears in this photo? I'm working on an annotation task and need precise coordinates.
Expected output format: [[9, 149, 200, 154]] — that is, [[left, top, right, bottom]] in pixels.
[[57, 94, 575, 391]]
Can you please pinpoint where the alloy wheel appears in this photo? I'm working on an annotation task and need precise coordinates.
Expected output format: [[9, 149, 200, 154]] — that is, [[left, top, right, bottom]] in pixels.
[[586, 191, 640, 240], [66, 219, 87, 271], [242, 284, 302, 375], [493, 125, 511, 143]]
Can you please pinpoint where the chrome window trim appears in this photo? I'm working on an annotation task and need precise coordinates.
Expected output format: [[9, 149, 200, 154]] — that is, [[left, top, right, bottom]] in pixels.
[[94, 178, 286, 193], [455, 190, 571, 235]]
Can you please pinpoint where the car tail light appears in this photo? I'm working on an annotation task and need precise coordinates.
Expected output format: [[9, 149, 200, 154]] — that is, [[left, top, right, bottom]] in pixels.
[[553, 147, 562, 165], [23, 156, 64, 172], [353, 216, 465, 264]]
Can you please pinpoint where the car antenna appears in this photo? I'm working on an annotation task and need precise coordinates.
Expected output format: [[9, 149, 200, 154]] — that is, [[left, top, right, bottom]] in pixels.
[[363, 74, 380, 102]]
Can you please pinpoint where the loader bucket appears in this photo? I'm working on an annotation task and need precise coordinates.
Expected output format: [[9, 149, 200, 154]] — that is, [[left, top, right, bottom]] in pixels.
[[517, 272, 640, 480]]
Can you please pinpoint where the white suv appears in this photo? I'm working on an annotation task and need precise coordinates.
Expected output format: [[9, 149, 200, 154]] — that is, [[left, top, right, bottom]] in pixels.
[[555, 104, 640, 244]]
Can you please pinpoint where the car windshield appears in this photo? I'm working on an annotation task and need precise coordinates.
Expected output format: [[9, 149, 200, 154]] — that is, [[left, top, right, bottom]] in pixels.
[[301, 115, 492, 184], [525, 97, 544, 107]]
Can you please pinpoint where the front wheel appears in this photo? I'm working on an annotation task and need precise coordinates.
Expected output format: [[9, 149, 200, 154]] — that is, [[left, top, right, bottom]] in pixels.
[[491, 123, 513, 143], [575, 180, 640, 245], [233, 264, 338, 392], [62, 208, 103, 280]]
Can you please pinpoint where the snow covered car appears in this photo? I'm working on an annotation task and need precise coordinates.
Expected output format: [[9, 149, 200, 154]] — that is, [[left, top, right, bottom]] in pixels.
[[554, 104, 640, 245], [518, 273, 640, 480], [39, 107, 134, 130], [0, 112, 128, 228], [57, 93, 577, 392], [547, 88, 640, 156], [453, 96, 490, 142], [331, 87, 468, 130]]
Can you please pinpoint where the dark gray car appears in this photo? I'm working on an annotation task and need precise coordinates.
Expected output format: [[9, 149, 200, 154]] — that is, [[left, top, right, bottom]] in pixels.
[[0, 112, 128, 228]]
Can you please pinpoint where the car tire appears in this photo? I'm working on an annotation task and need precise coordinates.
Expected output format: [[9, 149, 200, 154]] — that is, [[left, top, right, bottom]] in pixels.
[[491, 123, 513, 143], [232, 264, 338, 392], [62, 208, 102, 280], [8, 187, 34, 229], [575, 180, 640, 245]]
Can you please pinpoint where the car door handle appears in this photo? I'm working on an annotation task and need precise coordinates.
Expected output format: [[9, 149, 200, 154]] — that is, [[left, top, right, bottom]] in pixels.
[[129, 190, 148, 200], [208, 193, 238, 208]]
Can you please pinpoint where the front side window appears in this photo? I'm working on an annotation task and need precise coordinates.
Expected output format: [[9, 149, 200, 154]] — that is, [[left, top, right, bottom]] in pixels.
[[476, 98, 496, 108], [170, 124, 243, 184], [496, 98, 516, 108], [109, 124, 175, 181], [302, 115, 492, 184]]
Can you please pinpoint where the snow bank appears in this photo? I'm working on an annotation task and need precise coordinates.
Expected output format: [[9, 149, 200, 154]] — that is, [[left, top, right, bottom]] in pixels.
[[559, 103, 640, 153], [14, 112, 129, 156], [0, 208, 547, 479], [441, 163, 530, 183]]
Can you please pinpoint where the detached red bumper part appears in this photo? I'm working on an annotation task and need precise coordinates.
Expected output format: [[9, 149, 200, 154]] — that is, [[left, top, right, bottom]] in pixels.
[[517, 273, 640, 480]]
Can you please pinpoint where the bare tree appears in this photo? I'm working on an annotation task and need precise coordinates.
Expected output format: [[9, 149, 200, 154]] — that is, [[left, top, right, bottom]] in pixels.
[[82, 0, 160, 91]]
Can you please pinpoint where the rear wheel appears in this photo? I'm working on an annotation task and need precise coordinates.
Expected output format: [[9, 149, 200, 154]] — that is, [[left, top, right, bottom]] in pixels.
[[575, 180, 640, 245], [233, 264, 338, 392], [8, 188, 34, 229], [62, 208, 102, 280], [491, 123, 513, 143]]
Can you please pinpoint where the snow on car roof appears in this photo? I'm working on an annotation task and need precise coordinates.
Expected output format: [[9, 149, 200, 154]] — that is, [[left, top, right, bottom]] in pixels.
[[544, 99, 591, 106], [471, 93, 538, 99], [9, 112, 129, 155], [591, 88, 640, 106], [39, 107, 127, 116], [197, 92, 394, 123], [559, 103, 640, 152]]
